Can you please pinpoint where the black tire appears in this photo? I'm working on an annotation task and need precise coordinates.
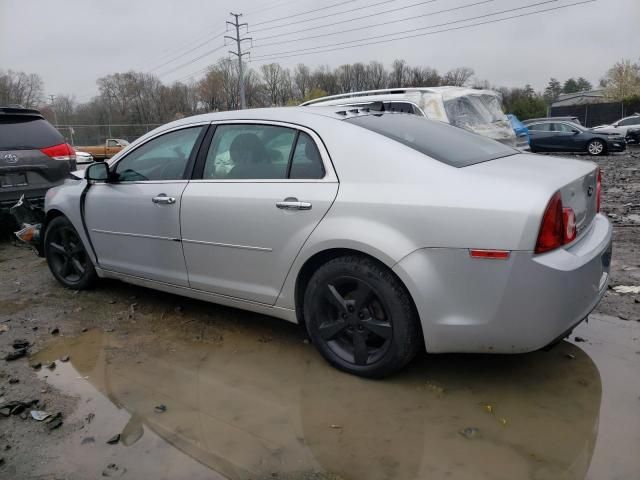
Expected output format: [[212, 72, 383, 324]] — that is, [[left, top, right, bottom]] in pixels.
[[303, 255, 421, 378], [587, 139, 606, 156], [44, 216, 97, 289]]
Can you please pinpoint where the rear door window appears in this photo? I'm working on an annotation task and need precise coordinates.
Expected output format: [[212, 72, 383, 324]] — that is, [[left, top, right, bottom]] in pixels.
[[0, 117, 63, 150], [202, 125, 325, 180]]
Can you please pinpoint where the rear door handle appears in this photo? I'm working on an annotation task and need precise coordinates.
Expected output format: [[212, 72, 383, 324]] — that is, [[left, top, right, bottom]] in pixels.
[[276, 198, 312, 211], [152, 194, 176, 205]]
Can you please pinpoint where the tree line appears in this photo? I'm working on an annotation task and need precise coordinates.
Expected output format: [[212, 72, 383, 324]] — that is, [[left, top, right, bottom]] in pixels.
[[1, 57, 639, 131]]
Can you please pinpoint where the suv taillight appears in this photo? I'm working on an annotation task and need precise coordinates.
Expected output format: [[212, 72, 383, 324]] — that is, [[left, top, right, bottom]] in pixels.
[[596, 168, 602, 213], [40, 143, 76, 161], [535, 191, 577, 254]]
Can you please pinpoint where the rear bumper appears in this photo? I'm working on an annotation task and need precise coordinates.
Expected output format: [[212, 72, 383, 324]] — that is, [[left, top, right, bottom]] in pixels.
[[393, 214, 612, 353]]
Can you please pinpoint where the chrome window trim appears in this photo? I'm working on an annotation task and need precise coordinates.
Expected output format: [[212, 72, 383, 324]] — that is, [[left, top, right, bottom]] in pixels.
[[194, 119, 339, 183]]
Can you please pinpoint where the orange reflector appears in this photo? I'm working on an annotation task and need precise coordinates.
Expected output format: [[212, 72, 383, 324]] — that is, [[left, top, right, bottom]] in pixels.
[[469, 249, 510, 260]]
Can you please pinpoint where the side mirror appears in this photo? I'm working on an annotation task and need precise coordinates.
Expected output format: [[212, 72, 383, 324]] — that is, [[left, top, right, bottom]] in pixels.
[[573, 130, 581, 134], [85, 162, 109, 182]]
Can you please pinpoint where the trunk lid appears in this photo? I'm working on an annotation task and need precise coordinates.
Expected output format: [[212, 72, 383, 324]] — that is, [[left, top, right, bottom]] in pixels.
[[467, 153, 599, 243]]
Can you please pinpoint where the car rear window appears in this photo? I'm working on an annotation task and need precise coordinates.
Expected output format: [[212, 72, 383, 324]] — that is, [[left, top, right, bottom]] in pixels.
[[0, 116, 63, 150], [345, 114, 517, 167]]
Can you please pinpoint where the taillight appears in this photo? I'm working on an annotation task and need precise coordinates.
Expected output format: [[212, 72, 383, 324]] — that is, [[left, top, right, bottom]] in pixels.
[[563, 207, 576, 243], [535, 191, 577, 254], [40, 143, 76, 161], [596, 168, 602, 213]]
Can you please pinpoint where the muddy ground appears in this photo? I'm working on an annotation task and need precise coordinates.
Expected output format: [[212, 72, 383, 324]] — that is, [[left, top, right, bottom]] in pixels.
[[0, 150, 639, 480]]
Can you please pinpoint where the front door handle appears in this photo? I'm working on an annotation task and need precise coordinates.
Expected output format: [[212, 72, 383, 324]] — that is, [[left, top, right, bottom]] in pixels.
[[276, 197, 312, 211], [152, 194, 176, 205]]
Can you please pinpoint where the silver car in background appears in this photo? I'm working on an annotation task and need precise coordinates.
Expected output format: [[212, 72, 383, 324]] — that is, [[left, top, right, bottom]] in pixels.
[[38, 107, 611, 377]]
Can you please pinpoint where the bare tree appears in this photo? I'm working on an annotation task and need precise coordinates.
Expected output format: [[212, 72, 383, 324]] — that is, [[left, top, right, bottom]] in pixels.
[[389, 59, 410, 87], [312, 65, 339, 95], [409, 67, 441, 87], [337, 64, 355, 93], [293, 64, 312, 100], [442, 67, 475, 86], [365, 61, 388, 89], [0, 70, 44, 107], [261, 63, 284, 106]]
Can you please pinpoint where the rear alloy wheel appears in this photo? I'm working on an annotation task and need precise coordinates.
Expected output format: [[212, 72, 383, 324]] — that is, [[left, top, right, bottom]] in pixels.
[[304, 255, 420, 378], [44, 216, 97, 289], [587, 139, 605, 156]]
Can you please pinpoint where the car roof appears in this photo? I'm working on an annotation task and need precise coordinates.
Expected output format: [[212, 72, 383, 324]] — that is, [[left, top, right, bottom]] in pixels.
[[153, 106, 363, 130]]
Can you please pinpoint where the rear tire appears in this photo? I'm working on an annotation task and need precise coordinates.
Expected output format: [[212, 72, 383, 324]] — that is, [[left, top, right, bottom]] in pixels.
[[303, 255, 421, 378], [587, 139, 606, 156], [44, 216, 97, 289]]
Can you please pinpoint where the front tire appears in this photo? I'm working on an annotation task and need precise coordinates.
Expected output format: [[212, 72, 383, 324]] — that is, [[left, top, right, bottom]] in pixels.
[[303, 255, 421, 378], [44, 216, 97, 289], [587, 139, 606, 156]]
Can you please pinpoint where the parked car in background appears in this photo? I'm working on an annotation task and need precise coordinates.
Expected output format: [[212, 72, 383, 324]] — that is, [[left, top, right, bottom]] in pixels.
[[523, 116, 582, 126], [527, 120, 626, 155], [74, 150, 94, 165], [592, 113, 640, 136], [0, 106, 76, 210], [507, 114, 530, 149], [76, 138, 129, 160], [302, 87, 517, 146], [26, 107, 611, 378]]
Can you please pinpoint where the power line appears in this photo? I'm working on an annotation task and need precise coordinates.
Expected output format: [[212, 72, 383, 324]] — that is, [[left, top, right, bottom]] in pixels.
[[251, 0, 558, 59], [255, 0, 494, 48], [245, 0, 301, 17], [254, 0, 433, 39], [147, 29, 226, 74], [251, 0, 358, 28], [157, 44, 226, 79], [250, 0, 595, 62]]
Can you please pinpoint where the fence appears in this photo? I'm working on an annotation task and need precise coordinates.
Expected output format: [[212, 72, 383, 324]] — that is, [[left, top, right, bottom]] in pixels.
[[550, 100, 640, 127], [54, 124, 162, 148]]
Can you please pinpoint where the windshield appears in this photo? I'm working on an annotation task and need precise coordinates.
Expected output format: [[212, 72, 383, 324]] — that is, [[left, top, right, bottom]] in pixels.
[[345, 113, 517, 168]]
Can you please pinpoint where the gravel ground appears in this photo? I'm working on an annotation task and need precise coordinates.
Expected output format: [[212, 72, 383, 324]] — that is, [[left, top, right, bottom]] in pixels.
[[0, 148, 638, 479]]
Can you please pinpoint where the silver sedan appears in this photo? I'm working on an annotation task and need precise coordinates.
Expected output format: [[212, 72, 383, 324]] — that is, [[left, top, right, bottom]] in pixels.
[[39, 107, 612, 377]]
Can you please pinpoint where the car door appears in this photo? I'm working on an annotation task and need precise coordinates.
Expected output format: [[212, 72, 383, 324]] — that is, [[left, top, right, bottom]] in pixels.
[[84, 124, 206, 286], [548, 122, 582, 151], [180, 121, 339, 305], [527, 122, 553, 150]]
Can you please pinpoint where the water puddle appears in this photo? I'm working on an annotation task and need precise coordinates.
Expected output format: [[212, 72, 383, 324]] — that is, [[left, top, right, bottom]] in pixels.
[[29, 314, 639, 480]]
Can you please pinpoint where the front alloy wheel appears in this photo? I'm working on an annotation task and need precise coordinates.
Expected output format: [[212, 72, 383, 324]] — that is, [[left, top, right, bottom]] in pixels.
[[587, 139, 605, 156], [45, 216, 97, 289], [304, 255, 420, 378]]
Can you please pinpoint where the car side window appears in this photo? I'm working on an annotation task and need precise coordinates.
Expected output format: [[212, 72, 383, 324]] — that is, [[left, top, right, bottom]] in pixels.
[[114, 127, 203, 182], [528, 123, 551, 132], [203, 124, 297, 180], [384, 102, 421, 115], [107, 139, 118, 147], [555, 123, 573, 133], [619, 117, 640, 126], [289, 132, 325, 179]]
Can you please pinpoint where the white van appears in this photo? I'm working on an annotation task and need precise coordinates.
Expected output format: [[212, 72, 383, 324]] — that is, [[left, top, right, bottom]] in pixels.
[[301, 87, 517, 147]]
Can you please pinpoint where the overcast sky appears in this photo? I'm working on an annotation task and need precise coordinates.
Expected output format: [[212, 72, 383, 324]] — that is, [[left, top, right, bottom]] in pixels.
[[1, 0, 637, 101]]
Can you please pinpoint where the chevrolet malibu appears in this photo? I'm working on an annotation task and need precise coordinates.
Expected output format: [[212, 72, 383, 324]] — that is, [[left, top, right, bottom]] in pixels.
[[38, 107, 612, 377]]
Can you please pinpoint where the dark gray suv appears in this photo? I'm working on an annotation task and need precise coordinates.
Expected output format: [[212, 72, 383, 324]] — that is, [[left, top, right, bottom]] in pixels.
[[0, 107, 76, 210]]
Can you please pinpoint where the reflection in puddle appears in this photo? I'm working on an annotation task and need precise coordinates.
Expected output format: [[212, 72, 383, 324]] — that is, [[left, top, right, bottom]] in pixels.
[[33, 326, 602, 480]]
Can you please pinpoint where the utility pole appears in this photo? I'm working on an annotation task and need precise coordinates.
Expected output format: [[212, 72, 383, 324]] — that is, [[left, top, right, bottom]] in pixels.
[[225, 13, 251, 109], [48, 94, 58, 126]]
